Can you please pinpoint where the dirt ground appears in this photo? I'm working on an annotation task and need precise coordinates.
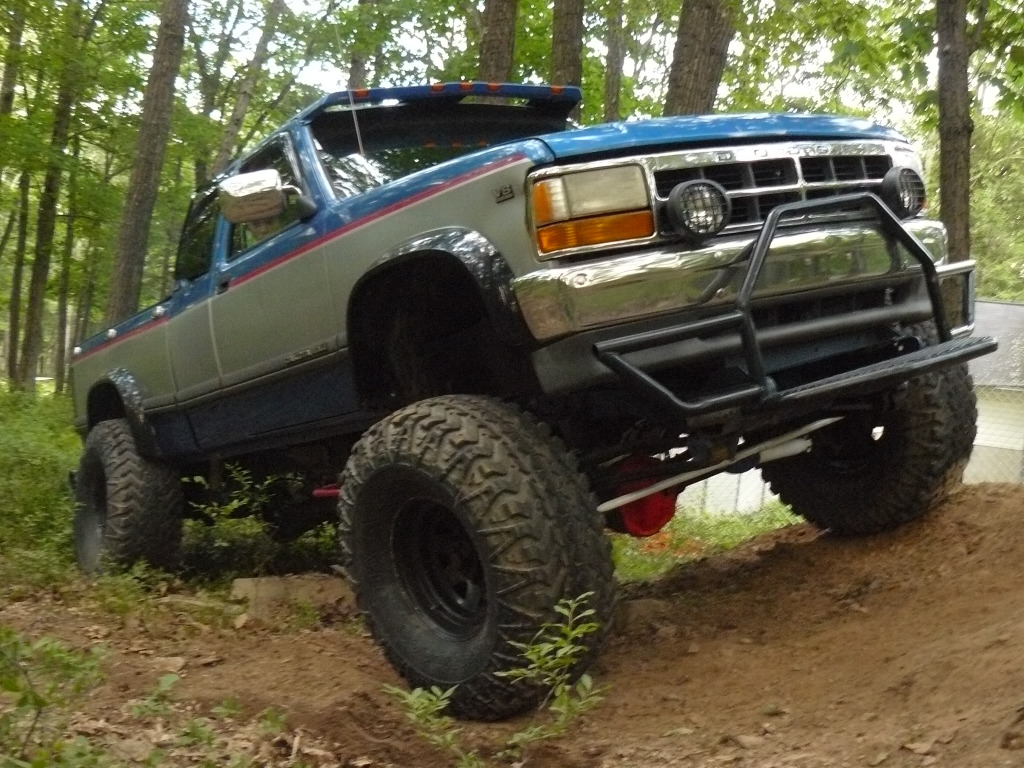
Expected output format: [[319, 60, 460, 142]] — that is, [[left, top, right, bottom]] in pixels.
[[6, 482, 1024, 768]]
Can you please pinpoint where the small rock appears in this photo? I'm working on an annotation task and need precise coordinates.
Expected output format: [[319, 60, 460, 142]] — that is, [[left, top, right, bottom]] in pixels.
[[686, 642, 700, 655], [902, 740, 933, 755], [866, 751, 889, 766], [921, 757, 938, 767], [655, 623, 679, 639], [762, 703, 788, 716], [664, 726, 695, 737], [196, 655, 222, 667], [154, 656, 186, 673], [234, 613, 250, 629], [732, 734, 766, 749]]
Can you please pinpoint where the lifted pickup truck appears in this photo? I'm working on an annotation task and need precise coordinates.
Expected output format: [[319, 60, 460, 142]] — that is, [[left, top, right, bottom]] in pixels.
[[71, 82, 996, 720]]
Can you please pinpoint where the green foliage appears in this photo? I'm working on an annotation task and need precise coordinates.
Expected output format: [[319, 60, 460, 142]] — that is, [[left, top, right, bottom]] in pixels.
[[494, 593, 606, 758], [0, 393, 80, 594], [385, 593, 605, 767], [0, 624, 103, 765], [381, 686, 485, 768], [127, 673, 180, 719]]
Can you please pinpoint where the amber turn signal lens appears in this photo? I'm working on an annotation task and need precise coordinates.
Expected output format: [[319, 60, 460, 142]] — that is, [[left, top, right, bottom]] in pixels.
[[537, 210, 655, 253]]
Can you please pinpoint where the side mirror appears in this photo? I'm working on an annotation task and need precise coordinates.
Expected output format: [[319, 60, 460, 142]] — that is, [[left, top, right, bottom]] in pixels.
[[219, 168, 318, 224]]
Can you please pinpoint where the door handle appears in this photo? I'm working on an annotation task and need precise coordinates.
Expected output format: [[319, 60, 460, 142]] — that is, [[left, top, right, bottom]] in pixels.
[[216, 278, 231, 294]]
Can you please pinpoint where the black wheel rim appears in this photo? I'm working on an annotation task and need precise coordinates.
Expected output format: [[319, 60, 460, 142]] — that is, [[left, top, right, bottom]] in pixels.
[[814, 415, 888, 474], [391, 498, 487, 638]]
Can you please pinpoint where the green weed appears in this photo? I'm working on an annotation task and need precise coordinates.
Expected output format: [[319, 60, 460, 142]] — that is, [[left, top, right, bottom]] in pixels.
[[0, 624, 103, 764], [385, 593, 605, 767]]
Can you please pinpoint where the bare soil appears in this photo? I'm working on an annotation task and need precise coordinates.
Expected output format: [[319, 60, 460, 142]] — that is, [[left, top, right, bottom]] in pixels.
[[6, 482, 1024, 768]]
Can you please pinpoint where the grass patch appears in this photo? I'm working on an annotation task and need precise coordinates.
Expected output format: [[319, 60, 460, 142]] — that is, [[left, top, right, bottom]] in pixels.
[[613, 499, 799, 583], [0, 392, 80, 596]]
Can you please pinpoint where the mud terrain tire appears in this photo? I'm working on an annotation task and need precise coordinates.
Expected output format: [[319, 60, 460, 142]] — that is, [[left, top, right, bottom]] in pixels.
[[73, 419, 184, 573], [761, 365, 977, 535], [338, 395, 614, 721]]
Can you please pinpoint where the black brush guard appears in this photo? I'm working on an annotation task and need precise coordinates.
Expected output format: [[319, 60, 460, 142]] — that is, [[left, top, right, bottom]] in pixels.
[[593, 193, 998, 423]]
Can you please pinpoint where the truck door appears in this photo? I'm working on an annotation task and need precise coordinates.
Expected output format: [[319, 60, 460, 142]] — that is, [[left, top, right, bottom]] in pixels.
[[205, 135, 347, 444]]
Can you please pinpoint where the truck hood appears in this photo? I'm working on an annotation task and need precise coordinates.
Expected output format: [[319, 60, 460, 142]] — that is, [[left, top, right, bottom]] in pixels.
[[538, 113, 909, 160]]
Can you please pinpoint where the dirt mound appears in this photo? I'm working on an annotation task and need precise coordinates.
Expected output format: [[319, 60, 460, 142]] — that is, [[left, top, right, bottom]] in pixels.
[[7, 482, 1024, 767]]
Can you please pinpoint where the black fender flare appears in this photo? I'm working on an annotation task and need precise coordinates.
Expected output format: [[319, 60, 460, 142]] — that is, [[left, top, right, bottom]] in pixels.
[[349, 227, 533, 347], [86, 368, 161, 459]]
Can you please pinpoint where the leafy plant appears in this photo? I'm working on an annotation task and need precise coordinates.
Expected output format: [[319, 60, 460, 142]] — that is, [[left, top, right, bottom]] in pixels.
[[384, 593, 605, 767], [381, 685, 485, 768], [0, 625, 103, 764], [127, 673, 180, 718]]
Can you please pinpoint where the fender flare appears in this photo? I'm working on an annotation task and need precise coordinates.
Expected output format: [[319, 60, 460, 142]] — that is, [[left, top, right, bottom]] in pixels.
[[86, 368, 161, 458], [350, 227, 533, 347]]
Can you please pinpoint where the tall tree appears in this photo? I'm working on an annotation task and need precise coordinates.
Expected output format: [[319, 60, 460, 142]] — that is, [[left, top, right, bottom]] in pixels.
[[104, 0, 189, 325], [477, 0, 517, 82], [937, 0, 974, 263], [602, 0, 625, 122], [17, 0, 106, 391], [551, 0, 585, 87], [210, 0, 286, 175], [663, 0, 735, 115]]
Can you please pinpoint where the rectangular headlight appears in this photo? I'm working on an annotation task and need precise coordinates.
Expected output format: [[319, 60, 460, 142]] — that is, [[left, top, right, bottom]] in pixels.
[[531, 165, 653, 256]]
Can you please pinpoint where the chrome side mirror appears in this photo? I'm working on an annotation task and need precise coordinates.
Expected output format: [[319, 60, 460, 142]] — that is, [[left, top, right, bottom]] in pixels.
[[219, 169, 288, 224]]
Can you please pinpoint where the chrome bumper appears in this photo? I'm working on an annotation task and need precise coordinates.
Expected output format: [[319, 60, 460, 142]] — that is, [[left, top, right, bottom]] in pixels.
[[513, 217, 949, 341]]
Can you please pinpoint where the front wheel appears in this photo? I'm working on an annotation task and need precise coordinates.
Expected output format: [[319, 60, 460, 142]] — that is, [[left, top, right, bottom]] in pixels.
[[73, 419, 184, 573], [338, 395, 614, 720], [761, 365, 977, 535]]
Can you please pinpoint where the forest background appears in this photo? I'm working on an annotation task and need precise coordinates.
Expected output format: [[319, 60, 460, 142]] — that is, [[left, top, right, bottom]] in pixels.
[[0, 0, 1022, 394]]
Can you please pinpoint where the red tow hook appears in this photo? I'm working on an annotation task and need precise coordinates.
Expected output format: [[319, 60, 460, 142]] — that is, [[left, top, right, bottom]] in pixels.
[[312, 484, 341, 499]]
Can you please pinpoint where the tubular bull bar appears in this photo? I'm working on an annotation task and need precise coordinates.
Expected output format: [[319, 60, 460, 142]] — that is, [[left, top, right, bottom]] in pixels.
[[593, 192, 998, 423]]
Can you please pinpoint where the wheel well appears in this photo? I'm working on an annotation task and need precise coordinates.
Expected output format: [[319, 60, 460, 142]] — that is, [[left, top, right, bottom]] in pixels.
[[86, 383, 126, 429], [348, 253, 538, 408]]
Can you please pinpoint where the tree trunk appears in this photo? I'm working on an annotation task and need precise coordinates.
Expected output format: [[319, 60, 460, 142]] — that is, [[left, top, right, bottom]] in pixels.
[[663, 0, 735, 115], [347, 0, 375, 88], [937, 0, 971, 263], [0, 0, 25, 122], [603, 0, 624, 122], [551, 0, 585, 86], [6, 171, 29, 386], [551, 0, 585, 120], [210, 0, 286, 175], [54, 203, 74, 394], [104, 0, 189, 325], [190, 0, 244, 186], [477, 0, 518, 82], [17, 0, 105, 392], [0, 0, 26, 205]]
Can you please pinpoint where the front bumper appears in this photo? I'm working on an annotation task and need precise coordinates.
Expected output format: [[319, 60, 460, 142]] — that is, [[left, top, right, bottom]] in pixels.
[[514, 216, 948, 342], [527, 193, 997, 422]]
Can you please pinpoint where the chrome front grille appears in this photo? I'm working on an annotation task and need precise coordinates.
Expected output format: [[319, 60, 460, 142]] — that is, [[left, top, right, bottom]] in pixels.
[[649, 142, 897, 232]]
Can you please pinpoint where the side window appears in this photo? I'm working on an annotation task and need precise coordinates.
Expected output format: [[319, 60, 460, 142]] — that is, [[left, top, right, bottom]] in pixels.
[[174, 187, 219, 282], [228, 141, 304, 260]]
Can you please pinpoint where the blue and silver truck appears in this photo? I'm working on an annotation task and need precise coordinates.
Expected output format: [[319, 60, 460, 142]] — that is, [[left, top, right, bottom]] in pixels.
[[70, 82, 996, 719]]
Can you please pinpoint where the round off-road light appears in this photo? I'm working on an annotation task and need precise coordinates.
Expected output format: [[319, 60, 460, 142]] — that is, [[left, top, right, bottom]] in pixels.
[[880, 166, 926, 219], [666, 179, 731, 244]]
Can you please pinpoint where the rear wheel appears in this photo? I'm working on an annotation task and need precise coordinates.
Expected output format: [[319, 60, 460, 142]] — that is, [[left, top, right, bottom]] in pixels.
[[761, 365, 977, 535], [338, 395, 614, 720], [73, 419, 184, 573]]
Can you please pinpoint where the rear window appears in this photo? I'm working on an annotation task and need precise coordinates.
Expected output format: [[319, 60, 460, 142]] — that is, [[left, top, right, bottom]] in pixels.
[[310, 101, 569, 197]]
